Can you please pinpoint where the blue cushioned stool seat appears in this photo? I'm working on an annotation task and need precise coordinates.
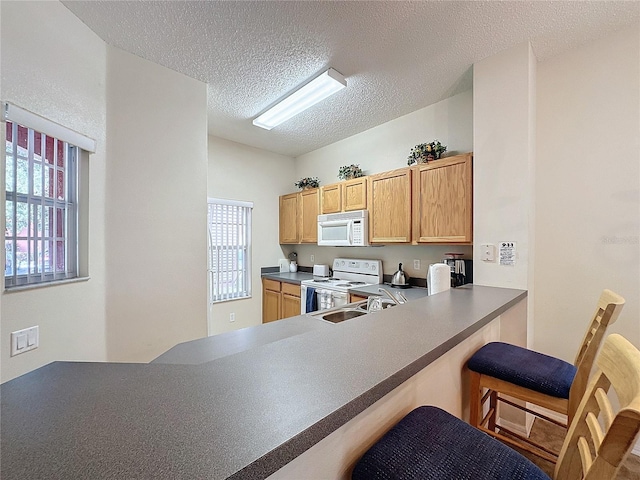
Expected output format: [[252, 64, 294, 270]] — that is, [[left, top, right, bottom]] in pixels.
[[352, 406, 549, 480], [467, 342, 577, 399]]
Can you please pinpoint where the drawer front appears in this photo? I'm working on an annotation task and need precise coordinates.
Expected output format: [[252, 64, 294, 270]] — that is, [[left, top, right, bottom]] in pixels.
[[281, 282, 300, 297], [263, 278, 281, 292]]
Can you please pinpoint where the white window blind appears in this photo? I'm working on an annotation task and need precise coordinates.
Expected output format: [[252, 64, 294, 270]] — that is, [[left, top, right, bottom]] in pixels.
[[207, 198, 253, 303]]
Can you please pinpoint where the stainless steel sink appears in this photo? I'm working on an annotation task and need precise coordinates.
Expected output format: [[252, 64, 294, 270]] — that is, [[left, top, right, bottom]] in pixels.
[[321, 310, 368, 323], [309, 298, 397, 324]]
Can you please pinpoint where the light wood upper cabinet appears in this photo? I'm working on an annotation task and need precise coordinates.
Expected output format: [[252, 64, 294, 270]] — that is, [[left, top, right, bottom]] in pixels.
[[342, 177, 367, 211], [279, 193, 299, 244], [300, 188, 319, 243], [321, 178, 367, 214], [368, 168, 412, 243], [320, 184, 342, 214], [412, 153, 473, 244]]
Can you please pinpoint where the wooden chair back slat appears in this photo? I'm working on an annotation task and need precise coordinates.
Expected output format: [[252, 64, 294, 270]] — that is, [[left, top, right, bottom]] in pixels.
[[585, 411, 604, 448], [577, 436, 593, 472], [555, 334, 640, 480], [568, 290, 625, 422], [595, 387, 614, 431]]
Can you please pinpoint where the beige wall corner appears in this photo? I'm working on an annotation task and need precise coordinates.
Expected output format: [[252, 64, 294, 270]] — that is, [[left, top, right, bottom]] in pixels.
[[105, 47, 208, 362]]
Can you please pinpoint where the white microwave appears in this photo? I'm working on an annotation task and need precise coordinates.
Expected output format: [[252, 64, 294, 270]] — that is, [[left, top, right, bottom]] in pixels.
[[317, 210, 369, 246]]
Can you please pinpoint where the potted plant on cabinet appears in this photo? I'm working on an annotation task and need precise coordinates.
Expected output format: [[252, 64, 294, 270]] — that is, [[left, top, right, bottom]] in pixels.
[[338, 164, 364, 181], [294, 177, 320, 190], [407, 140, 447, 165]]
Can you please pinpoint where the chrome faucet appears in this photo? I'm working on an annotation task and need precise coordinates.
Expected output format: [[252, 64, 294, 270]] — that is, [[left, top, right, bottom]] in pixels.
[[378, 287, 407, 305]]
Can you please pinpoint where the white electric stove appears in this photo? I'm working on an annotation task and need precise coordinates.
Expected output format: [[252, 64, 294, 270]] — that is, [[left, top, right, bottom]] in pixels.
[[301, 258, 383, 314]]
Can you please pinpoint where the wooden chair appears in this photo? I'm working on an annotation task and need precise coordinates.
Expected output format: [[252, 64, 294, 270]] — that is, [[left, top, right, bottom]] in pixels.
[[351, 334, 640, 480], [467, 289, 625, 462]]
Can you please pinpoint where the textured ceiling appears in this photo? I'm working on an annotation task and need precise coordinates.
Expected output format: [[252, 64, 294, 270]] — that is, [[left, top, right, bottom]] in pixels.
[[62, 1, 639, 157]]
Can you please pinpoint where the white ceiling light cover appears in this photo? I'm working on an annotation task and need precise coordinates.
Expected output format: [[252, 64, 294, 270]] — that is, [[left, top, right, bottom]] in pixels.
[[253, 68, 347, 130]]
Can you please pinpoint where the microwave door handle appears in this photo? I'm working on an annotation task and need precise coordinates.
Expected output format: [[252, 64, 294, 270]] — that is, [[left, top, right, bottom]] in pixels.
[[319, 219, 349, 227], [349, 222, 353, 245]]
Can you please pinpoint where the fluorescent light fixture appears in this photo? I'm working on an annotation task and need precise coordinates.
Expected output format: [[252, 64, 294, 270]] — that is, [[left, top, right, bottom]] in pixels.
[[253, 68, 347, 130]]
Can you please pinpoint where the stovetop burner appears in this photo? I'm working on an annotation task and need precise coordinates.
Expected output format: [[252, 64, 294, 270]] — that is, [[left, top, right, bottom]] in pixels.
[[348, 281, 366, 285]]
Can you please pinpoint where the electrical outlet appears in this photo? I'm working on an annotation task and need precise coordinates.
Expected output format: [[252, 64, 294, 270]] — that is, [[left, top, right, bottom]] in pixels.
[[413, 259, 420, 270], [11, 326, 39, 357], [229, 313, 235, 323], [310, 254, 315, 262]]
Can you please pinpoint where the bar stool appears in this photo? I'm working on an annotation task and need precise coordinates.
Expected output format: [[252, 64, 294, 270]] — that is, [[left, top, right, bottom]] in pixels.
[[467, 289, 624, 462], [352, 334, 640, 480]]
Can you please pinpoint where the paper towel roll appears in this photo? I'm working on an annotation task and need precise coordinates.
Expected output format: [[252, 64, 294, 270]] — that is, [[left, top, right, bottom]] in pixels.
[[428, 263, 451, 296]]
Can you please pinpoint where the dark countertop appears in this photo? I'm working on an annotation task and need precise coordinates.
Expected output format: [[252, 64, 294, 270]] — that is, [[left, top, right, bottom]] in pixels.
[[0, 285, 527, 480], [152, 314, 331, 365], [349, 283, 432, 301], [261, 271, 314, 284]]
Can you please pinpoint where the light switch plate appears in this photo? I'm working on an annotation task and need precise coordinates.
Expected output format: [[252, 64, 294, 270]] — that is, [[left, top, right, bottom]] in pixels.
[[11, 326, 39, 356]]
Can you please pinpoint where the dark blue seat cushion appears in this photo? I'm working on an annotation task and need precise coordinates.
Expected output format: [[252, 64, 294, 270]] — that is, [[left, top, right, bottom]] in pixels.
[[467, 342, 577, 399], [352, 406, 549, 480]]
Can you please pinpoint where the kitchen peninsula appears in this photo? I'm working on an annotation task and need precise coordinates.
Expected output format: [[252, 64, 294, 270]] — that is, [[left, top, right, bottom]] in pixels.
[[1, 285, 527, 480]]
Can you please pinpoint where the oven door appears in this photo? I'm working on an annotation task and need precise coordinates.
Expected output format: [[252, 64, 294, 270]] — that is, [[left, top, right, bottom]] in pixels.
[[317, 219, 353, 246]]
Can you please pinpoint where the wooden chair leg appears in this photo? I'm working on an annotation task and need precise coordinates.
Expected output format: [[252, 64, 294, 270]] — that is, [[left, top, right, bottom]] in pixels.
[[469, 371, 482, 427], [488, 390, 498, 431]]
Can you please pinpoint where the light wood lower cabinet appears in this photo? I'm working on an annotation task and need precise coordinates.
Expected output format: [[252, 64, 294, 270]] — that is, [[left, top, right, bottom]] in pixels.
[[412, 153, 473, 244], [367, 168, 412, 243], [349, 294, 369, 303], [263, 279, 282, 323], [262, 278, 301, 323]]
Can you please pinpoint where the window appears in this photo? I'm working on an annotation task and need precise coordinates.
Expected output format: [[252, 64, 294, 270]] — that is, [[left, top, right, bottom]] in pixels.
[[3, 103, 95, 289], [208, 198, 253, 303]]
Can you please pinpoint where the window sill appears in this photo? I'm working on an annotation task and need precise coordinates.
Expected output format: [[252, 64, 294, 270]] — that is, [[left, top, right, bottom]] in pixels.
[[4, 276, 91, 294]]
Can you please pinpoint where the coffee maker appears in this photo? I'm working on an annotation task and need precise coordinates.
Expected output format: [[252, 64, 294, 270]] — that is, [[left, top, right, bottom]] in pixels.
[[442, 254, 473, 287]]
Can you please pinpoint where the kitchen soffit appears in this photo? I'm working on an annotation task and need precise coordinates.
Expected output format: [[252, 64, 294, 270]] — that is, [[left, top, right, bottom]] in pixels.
[[62, 1, 639, 158]]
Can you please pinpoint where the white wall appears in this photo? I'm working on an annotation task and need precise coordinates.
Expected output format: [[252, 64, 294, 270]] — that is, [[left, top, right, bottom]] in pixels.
[[208, 136, 295, 334], [534, 24, 640, 360], [472, 42, 536, 347], [0, 1, 108, 382], [292, 90, 474, 278], [105, 47, 208, 362], [473, 43, 536, 291], [295, 90, 473, 186]]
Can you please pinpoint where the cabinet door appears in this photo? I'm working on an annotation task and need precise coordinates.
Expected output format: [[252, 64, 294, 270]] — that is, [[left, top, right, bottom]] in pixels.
[[321, 184, 342, 214], [282, 293, 301, 319], [263, 288, 281, 323], [413, 154, 473, 243], [368, 168, 412, 243], [342, 177, 367, 211], [300, 188, 319, 243], [279, 193, 300, 244]]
